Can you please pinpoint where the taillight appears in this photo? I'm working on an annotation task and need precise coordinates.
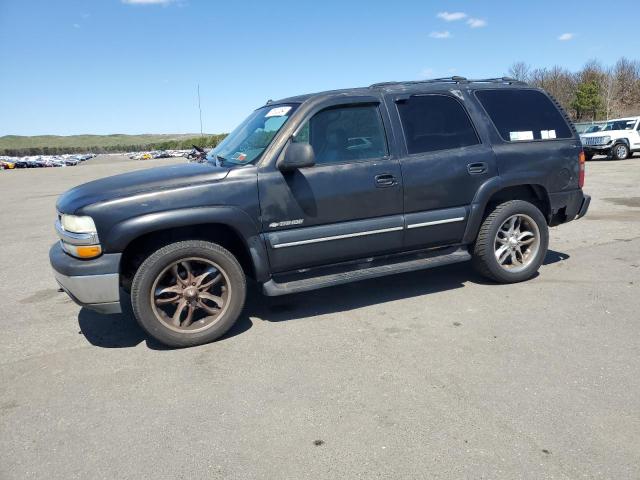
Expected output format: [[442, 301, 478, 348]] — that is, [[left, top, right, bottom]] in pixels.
[[578, 150, 585, 188]]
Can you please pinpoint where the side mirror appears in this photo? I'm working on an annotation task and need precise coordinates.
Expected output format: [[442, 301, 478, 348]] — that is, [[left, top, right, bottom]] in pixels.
[[277, 142, 315, 172]]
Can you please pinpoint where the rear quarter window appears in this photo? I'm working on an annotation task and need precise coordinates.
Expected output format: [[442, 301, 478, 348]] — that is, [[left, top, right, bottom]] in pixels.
[[475, 89, 573, 142]]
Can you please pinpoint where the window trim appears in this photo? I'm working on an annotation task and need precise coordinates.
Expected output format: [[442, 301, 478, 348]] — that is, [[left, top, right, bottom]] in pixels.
[[395, 93, 481, 156], [294, 102, 392, 167], [473, 88, 574, 144]]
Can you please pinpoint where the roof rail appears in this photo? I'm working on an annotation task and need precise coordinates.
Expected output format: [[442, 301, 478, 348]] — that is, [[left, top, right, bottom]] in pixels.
[[467, 77, 527, 85], [370, 76, 528, 89], [369, 76, 469, 88]]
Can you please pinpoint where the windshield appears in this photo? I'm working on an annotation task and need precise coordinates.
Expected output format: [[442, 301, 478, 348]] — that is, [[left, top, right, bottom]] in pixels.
[[207, 104, 297, 166], [602, 119, 636, 131]]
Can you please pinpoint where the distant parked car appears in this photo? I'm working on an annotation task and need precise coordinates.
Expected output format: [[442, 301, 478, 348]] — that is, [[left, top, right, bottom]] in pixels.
[[580, 116, 640, 160]]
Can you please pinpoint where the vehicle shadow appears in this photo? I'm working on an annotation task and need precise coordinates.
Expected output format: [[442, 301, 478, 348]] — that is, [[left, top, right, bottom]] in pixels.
[[78, 249, 569, 348], [78, 291, 253, 350]]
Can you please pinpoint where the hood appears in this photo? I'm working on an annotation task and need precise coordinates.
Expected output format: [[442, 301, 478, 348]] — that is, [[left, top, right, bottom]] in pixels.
[[57, 162, 230, 214], [580, 128, 631, 138]]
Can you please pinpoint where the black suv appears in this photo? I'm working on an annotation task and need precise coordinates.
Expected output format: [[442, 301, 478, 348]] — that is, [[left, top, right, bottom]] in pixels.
[[50, 76, 590, 347]]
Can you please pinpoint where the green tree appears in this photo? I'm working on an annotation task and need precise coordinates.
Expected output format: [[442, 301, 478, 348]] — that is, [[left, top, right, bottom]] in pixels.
[[571, 81, 603, 121]]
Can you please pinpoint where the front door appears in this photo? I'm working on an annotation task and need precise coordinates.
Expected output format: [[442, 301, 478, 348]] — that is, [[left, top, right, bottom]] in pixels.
[[258, 100, 404, 273]]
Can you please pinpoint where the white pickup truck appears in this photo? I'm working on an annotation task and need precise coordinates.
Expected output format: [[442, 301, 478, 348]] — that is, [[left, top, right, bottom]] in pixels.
[[579, 116, 640, 160]]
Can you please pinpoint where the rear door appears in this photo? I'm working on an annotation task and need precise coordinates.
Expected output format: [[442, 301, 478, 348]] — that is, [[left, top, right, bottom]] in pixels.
[[388, 92, 497, 250], [258, 98, 404, 272]]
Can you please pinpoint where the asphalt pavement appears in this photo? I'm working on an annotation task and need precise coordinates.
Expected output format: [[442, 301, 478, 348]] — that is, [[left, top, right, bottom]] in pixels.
[[1, 154, 639, 479]]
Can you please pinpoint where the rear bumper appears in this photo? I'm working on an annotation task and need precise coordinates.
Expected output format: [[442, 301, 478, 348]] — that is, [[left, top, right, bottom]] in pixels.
[[49, 243, 122, 314], [548, 189, 590, 225], [576, 194, 590, 219]]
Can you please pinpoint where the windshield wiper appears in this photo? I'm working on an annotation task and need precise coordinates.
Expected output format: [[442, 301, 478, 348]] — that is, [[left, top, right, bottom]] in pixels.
[[214, 155, 228, 167]]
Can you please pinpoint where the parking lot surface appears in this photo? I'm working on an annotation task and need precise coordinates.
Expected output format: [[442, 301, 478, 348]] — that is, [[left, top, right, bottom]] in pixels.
[[1, 154, 639, 479]]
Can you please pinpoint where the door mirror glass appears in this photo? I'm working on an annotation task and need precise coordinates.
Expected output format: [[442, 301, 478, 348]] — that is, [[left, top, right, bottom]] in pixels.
[[277, 142, 316, 172]]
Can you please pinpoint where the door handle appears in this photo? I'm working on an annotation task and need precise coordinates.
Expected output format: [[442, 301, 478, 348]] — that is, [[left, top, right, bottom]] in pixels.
[[467, 162, 488, 175], [375, 174, 397, 187]]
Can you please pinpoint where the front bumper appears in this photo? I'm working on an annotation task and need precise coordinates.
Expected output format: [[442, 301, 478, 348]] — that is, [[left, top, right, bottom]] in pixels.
[[583, 145, 611, 155], [49, 242, 122, 314]]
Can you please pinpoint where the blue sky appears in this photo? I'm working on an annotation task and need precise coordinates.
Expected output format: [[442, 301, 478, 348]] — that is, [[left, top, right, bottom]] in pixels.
[[0, 0, 637, 136]]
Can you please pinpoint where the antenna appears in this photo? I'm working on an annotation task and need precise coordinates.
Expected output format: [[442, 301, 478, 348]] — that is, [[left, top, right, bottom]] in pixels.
[[197, 84, 203, 137]]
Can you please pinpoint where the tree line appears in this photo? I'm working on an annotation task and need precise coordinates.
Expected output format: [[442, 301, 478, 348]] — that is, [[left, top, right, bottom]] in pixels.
[[1, 134, 228, 157], [508, 57, 640, 121]]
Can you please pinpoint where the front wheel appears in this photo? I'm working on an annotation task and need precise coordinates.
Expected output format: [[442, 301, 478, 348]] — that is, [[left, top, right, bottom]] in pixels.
[[612, 143, 630, 160], [472, 200, 549, 283], [131, 240, 246, 348]]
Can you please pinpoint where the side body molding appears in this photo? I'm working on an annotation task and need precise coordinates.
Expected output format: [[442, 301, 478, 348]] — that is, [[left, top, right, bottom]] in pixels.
[[103, 206, 271, 282]]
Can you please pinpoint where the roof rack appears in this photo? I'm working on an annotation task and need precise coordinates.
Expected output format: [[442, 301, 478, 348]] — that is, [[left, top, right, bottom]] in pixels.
[[370, 76, 527, 88], [370, 76, 469, 88]]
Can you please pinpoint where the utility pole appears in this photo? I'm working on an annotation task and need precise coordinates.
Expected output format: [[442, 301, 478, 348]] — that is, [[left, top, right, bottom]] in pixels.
[[197, 84, 203, 137]]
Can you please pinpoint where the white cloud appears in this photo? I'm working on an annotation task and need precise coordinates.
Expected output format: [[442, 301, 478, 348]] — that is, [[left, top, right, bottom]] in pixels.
[[436, 11, 467, 22], [121, 0, 175, 5], [558, 33, 574, 41], [73, 23, 80, 28], [429, 31, 452, 39], [467, 18, 487, 28]]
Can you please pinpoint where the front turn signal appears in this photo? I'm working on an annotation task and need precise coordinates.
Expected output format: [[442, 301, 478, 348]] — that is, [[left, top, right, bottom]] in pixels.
[[61, 242, 102, 259]]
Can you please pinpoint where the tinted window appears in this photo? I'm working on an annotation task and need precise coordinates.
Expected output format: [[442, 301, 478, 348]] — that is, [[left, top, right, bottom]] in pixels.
[[294, 104, 388, 165], [397, 95, 479, 154], [476, 89, 572, 141]]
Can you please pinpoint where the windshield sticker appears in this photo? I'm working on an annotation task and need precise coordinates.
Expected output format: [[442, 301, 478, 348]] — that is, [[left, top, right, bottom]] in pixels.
[[509, 131, 534, 141], [265, 106, 292, 118], [540, 130, 556, 139], [232, 152, 247, 162]]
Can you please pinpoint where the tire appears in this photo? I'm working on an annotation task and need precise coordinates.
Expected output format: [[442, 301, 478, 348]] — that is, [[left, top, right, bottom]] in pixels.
[[472, 200, 549, 283], [131, 240, 246, 348], [612, 143, 630, 160], [584, 152, 594, 162]]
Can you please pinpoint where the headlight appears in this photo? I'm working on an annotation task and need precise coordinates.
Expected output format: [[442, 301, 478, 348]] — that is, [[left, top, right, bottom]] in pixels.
[[602, 136, 611, 144], [61, 214, 97, 234]]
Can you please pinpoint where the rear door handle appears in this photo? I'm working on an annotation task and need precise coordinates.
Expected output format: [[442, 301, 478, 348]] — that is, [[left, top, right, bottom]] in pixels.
[[375, 174, 397, 187], [467, 162, 488, 175]]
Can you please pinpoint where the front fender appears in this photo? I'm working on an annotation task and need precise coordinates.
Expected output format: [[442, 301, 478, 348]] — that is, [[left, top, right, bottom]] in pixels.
[[103, 206, 271, 282]]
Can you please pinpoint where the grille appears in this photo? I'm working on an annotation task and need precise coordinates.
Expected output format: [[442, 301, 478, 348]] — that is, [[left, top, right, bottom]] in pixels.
[[581, 136, 607, 146]]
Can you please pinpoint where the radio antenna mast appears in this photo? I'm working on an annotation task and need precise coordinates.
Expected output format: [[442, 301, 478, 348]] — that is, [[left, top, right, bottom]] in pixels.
[[197, 84, 203, 137]]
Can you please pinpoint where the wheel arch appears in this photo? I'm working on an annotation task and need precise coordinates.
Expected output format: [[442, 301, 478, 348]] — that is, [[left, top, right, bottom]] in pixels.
[[111, 207, 271, 290], [462, 178, 551, 244]]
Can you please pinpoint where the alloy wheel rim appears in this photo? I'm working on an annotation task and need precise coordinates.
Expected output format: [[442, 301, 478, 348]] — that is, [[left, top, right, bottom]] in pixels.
[[150, 257, 231, 333], [494, 214, 540, 273], [616, 145, 627, 158]]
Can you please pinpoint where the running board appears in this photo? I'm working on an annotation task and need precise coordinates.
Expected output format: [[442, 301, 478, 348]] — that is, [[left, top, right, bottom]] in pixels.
[[262, 246, 471, 296]]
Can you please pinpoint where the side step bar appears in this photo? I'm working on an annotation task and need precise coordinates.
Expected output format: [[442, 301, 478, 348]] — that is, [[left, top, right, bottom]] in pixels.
[[262, 246, 471, 296]]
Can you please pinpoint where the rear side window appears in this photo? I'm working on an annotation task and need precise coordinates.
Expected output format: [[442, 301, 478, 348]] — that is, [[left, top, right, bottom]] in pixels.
[[397, 95, 479, 154], [476, 89, 572, 141]]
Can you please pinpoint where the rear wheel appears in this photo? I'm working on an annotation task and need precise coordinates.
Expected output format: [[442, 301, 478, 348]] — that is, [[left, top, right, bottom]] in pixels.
[[472, 200, 549, 283], [612, 143, 630, 160], [131, 240, 246, 347]]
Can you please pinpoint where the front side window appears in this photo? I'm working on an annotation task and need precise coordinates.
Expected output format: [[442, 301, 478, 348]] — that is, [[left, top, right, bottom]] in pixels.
[[476, 89, 572, 141], [207, 103, 297, 166], [396, 95, 479, 154], [293, 104, 388, 165]]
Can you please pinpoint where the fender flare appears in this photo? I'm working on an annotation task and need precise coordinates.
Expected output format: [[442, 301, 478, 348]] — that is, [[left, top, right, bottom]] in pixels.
[[462, 175, 550, 244], [104, 206, 271, 282], [613, 138, 630, 148]]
